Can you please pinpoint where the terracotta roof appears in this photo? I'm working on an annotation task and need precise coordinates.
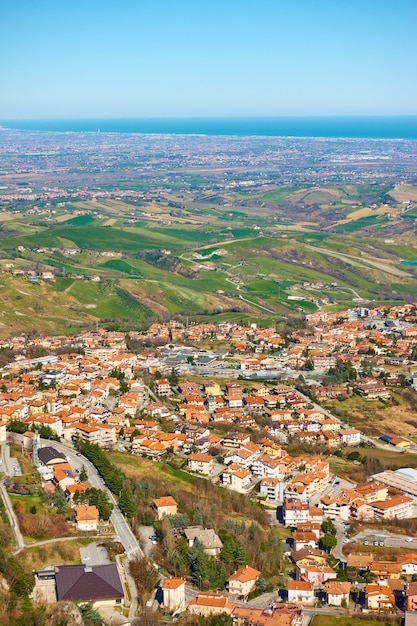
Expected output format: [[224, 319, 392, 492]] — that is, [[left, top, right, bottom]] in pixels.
[[324, 581, 351, 595], [228, 566, 260, 583], [188, 592, 233, 609], [162, 577, 186, 590], [153, 496, 177, 508], [75, 505, 99, 521], [288, 580, 313, 591]]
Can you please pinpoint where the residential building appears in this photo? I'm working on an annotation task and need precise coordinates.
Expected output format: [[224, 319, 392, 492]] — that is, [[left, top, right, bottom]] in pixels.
[[152, 496, 178, 519], [162, 578, 186, 612], [365, 582, 394, 611], [188, 593, 234, 617], [187, 453, 214, 475], [227, 566, 260, 596], [55, 564, 124, 607], [287, 580, 315, 605], [75, 505, 99, 531]]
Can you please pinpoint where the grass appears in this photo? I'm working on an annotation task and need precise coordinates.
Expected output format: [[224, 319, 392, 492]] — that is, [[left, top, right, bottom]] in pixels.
[[21, 537, 93, 571], [324, 389, 417, 439], [312, 617, 401, 626], [107, 451, 197, 491], [258, 187, 299, 204]]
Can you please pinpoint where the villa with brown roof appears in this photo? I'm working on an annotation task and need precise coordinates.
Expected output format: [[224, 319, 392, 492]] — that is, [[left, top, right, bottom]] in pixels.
[[75, 505, 99, 531], [188, 592, 234, 616], [324, 581, 351, 606], [162, 578, 186, 612], [227, 566, 260, 596], [187, 453, 214, 475], [152, 496, 178, 519]]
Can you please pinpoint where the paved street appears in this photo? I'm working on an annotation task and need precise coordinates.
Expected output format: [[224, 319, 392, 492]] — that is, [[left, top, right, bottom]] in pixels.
[[0, 444, 25, 551], [49, 439, 143, 560]]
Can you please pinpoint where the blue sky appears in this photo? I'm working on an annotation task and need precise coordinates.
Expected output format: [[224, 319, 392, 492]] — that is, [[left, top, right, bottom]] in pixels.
[[1, 0, 416, 118]]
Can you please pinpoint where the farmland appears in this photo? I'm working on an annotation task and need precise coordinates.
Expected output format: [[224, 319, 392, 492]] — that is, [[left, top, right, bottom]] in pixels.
[[0, 128, 417, 335]]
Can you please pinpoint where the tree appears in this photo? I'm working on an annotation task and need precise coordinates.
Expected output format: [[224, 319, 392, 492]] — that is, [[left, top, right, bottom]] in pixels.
[[320, 533, 337, 552], [321, 519, 337, 535], [77, 602, 103, 625], [119, 490, 135, 518], [168, 368, 179, 387], [189, 539, 212, 589], [79, 465, 88, 482], [53, 486, 68, 514], [129, 556, 159, 608]]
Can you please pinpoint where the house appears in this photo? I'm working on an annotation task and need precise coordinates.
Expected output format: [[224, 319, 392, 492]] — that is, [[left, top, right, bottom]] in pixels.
[[221, 464, 252, 493], [53, 465, 77, 490], [296, 563, 337, 586], [355, 482, 388, 503], [187, 453, 214, 475], [55, 564, 124, 607], [292, 531, 318, 552], [287, 580, 315, 605], [231, 605, 303, 626], [152, 496, 178, 519], [365, 581, 394, 610], [405, 582, 417, 612], [155, 378, 171, 396], [75, 505, 99, 531], [162, 578, 186, 612], [183, 527, 223, 557], [324, 581, 351, 606], [339, 429, 361, 446], [283, 498, 309, 527], [259, 477, 281, 501], [187, 592, 234, 617], [368, 561, 402, 580], [347, 553, 374, 570], [227, 566, 260, 596], [397, 554, 417, 576], [371, 494, 413, 520]]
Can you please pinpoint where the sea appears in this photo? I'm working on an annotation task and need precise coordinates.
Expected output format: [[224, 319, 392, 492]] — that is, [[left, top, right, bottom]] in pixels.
[[1, 116, 417, 140]]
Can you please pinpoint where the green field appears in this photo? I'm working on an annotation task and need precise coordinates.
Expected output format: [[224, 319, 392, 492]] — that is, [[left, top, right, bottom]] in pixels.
[[0, 176, 415, 336], [312, 617, 401, 626]]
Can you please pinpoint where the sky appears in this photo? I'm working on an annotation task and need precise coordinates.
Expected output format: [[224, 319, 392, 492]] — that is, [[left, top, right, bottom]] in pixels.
[[1, 0, 417, 119]]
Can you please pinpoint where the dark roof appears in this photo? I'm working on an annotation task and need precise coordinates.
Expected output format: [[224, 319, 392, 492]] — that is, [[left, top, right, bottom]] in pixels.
[[55, 564, 124, 602], [38, 446, 67, 466]]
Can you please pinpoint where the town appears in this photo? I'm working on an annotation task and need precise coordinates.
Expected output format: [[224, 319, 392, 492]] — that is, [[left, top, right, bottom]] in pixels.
[[1, 302, 417, 625]]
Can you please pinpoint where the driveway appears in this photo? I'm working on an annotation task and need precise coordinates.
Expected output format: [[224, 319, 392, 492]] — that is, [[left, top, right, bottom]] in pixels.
[[80, 541, 111, 566], [138, 525, 157, 555]]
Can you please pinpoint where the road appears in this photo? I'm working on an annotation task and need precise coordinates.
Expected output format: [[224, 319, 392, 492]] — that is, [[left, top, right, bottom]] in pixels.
[[48, 439, 143, 560], [333, 520, 348, 563], [11, 435, 143, 561], [0, 481, 25, 551], [0, 444, 25, 551]]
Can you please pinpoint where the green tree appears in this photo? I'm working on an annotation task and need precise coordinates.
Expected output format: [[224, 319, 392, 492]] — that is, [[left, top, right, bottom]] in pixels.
[[320, 533, 337, 552], [119, 490, 135, 518], [77, 602, 103, 625], [53, 485, 68, 514], [79, 465, 88, 482], [189, 539, 211, 589], [321, 519, 337, 535]]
